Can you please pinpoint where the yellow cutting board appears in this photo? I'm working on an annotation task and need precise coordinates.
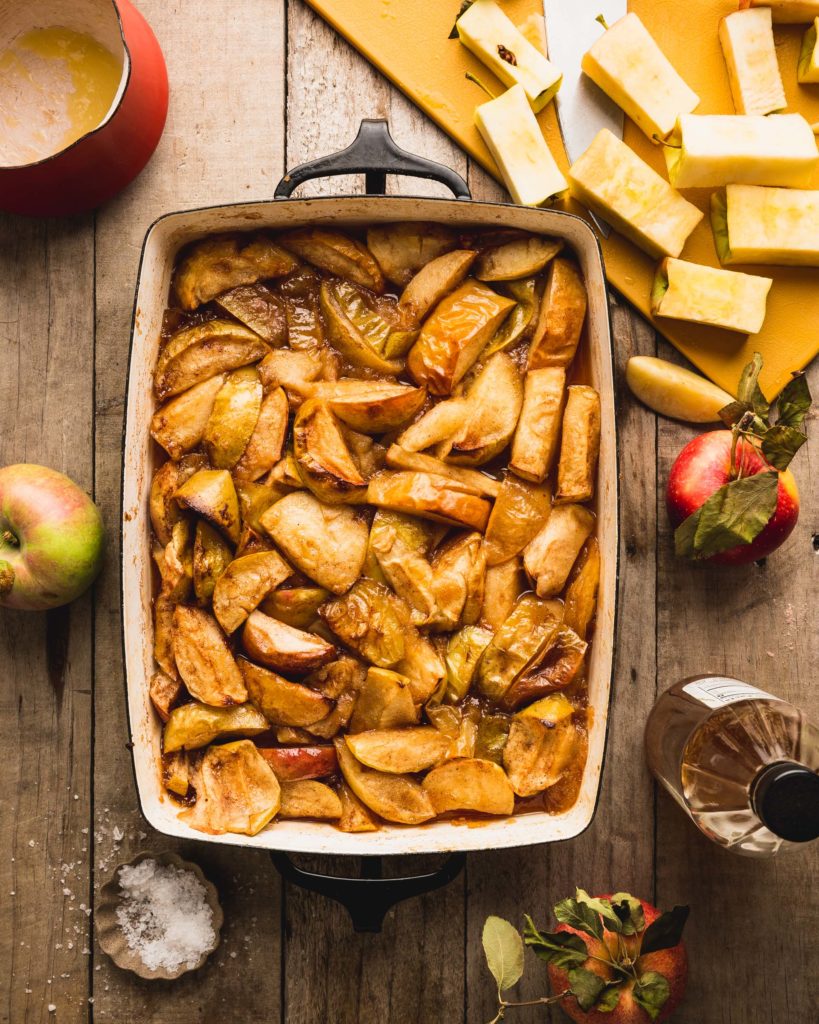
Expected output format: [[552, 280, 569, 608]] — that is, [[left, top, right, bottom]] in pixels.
[[304, 0, 819, 398]]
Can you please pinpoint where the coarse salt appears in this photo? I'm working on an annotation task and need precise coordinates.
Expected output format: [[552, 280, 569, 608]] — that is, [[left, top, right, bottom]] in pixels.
[[115, 859, 216, 973]]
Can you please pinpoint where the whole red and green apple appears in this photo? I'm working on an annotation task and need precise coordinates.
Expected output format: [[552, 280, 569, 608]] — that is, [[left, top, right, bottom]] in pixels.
[[547, 896, 688, 1024], [0, 464, 104, 611], [667, 431, 799, 565]]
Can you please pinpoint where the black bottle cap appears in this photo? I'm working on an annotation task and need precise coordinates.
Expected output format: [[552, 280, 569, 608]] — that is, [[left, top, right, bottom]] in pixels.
[[752, 762, 819, 844]]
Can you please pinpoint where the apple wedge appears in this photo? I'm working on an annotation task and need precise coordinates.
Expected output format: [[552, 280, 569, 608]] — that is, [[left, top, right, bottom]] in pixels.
[[398, 249, 477, 323], [278, 780, 342, 820], [476, 594, 563, 703], [150, 374, 226, 460], [346, 728, 451, 774], [259, 491, 369, 594], [455, 0, 562, 113], [337, 781, 380, 832], [711, 185, 819, 267], [293, 399, 368, 505], [348, 667, 419, 733], [556, 386, 601, 505], [484, 474, 552, 567], [719, 7, 786, 116], [162, 751, 189, 797], [258, 347, 322, 393], [444, 353, 523, 466], [484, 276, 542, 357], [510, 367, 567, 483], [212, 550, 291, 633], [429, 531, 486, 631], [242, 610, 336, 675], [215, 283, 287, 346], [475, 84, 568, 207], [396, 397, 471, 453], [407, 279, 515, 395], [798, 18, 819, 81], [163, 701, 270, 753], [502, 716, 578, 797], [500, 628, 587, 711], [153, 593, 177, 679], [203, 366, 263, 470], [155, 320, 269, 400], [334, 737, 435, 825], [444, 626, 494, 703], [366, 222, 457, 288], [368, 510, 438, 624], [320, 280, 403, 375], [256, 744, 338, 781], [563, 537, 601, 642], [524, 504, 595, 599], [475, 236, 563, 282], [583, 12, 699, 141], [233, 386, 288, 482], [625, 356, 734, 423], [651, 257, 773, 335], [175, 468, 241, 545], [297, 379, 426, 434], [319, 579, 408, 667], [527, 258, 587, 370], [260, 586, 330, 630], [154, 520, 193, 603], [173, 234, 298, 310], [239, 658, 332, 726], [422, 758, 514, 816], [172, 605, 247, 706], [182, 740, 281, 837], [192, 520, 233, 605], [396, 629, 446, 704], [568, 129, 703, 259], [367, 472, 492, 532], [149, 454, 206, 545], [665, 114, 819, 189], [385, 446, 500, 498], [278, 228, 384, 293], [149, 670, 185, 723], [741, 1, 819, 24]]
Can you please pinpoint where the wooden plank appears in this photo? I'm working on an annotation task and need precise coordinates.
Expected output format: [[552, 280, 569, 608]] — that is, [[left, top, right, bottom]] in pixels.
[[90, 1, 287, 1019], [0, 214, 96, 1023], [654, 345, 819, 1023]]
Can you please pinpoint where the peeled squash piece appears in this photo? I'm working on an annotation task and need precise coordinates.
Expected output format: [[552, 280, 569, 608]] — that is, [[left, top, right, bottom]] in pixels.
[[651, 258, 773, 335], [798, 18, 819, 82], [665, 114, 819, 190], [626, 356, 734, 424], [475, 85, 568, 207], [719, 8, 786, 116], [582, 12, 699, 140], [712, 185, 819, 267], [455, 0, 562, 113], [742, 1, 819, 24], [568, 130, 702, 259]]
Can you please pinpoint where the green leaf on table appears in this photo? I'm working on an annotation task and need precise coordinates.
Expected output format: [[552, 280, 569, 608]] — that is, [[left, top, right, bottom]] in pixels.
[[555, 895, 604, 940], [596, 985, 622, 1013], [736, 352, 770, 423], [632, 971, 671, 1021], [776, 372, 812, 430], [567, 967, 608, 1011], [674, 473, 779, 560], [761, 424, 806, 471], [609, 892, 646, 936], [482, 916, 524, 995], [640, 905, 690, 956], [524, 915, 588, 969]]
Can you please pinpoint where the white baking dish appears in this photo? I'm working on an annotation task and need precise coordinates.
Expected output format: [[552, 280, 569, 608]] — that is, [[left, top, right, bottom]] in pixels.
[[121, 123, 618, 856]]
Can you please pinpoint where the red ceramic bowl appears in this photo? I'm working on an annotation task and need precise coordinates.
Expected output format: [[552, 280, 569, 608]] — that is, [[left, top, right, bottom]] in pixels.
[[0, 0, 168, 217]]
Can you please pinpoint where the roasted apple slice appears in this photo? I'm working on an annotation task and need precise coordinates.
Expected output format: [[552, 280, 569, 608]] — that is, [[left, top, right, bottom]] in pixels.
[[563, 538, 601, 641], [150, 375, 226, 460], [475, 236, 563, 282], [173, 234, 298, 310], [334, 737, 435, 825], [163, 701, 270, 753], [528, 259, 587, 370], [175, 469, 241, 545], [385, 446, 500, 498], [346, 727, 451, 774], [235, 480, 282, 535], [320, 281, 403, 374], [396, 629, 446, 703], [215, 283, 287, 345], [242, 610, 336, 675], [154, 519, 194, 603], [258, 347, 322, 392], [172, 605, 247, 706], [298, 379, 426, 433], [278, 780, 342, 820], [203, 366, 263, 469], [396, 397, 471, 453], [149, 670, 185, 723], [444, 625, 494, 703], [192, 521, 233, 605], [162, 750, 190, 797], [367, 472, 491, 532], [398, 249, 477, 323], [651, 257, 772, 334], [182, 739, 281, 836], [476, 594, 563, 702], [483, 277, 542, 357], [212, 551, 291, 633], [278, 228, 385, 292], [444, 353, 523, 466], [293, 398, 368, 505], [484, 474, 552, 567], [556, 386, 601, 504], [337, 780, 380, 832], [149, 454, 207, 545], [510, 368, 566, 483], [348, 667, 419, 733], [239, 658, 332, 726], [500, 628, 588, 711], [524, 505, 596, 598], [516, 692, 575, 724], [259, 491, 369, 594], [233, 386, 288, 482], [320, 579, 408, 667], [154, 320, 269, 400], [264, 453, 303, 492], [329, 279, 418, 356], [430, 531, 486, 631], [260, 586, 330, 630], [305, 656, 367, 700], [256, 744, 338, 781], [368, 510, 438, 624], [502, 716, 578, 798], [407, 279, 515, 395], [366, 222, 457, 287], [153, 592, 177, 679], [422, 758, 514, 816], [480, 559, 524, 632]]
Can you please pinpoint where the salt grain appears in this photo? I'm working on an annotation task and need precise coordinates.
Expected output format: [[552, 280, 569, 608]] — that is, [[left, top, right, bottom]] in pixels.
[[115, 859, 216, 973]]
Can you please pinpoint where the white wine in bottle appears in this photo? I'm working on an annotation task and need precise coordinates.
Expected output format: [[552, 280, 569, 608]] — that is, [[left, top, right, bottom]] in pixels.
[[645, 675, 819, 857]]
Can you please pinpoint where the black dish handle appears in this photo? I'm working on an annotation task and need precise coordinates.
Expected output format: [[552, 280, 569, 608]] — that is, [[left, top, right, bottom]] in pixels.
[[271, 852, 466, 933], [274, 119, 471, 199]]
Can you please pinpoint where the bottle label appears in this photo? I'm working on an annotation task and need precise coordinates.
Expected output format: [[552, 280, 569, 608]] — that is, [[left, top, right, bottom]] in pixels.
[[682, 677, 783, 710]]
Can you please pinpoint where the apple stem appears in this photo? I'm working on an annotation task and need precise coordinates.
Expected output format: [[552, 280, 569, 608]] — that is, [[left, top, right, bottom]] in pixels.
[[1, 530, 17, 546], [465, 71, 498, 100], [0, 560, 14, 597]]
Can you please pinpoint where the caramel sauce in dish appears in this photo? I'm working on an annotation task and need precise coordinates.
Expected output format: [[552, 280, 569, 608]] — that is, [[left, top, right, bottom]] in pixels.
[[0, 26, 122, 165]]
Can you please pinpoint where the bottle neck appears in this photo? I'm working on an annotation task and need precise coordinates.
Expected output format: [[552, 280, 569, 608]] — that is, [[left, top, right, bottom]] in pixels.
[[751, 760, 819, 844]]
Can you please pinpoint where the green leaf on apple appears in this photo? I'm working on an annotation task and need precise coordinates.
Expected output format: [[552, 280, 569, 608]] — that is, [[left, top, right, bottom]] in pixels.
[[482, 916, 525, 997], [761, 424, 807, 472], [609, 892, 646, 936], [736, 352, 770, 424], [640, 905, 690, 956], [632, 971, 671, 1021], [567, 967, 607, 1011], [675, 472, 779, 560], [775, 372, 812, 431], [595, 984, 622, 1013], [523, 915, 588, 969], [554, 894, 604, 940]]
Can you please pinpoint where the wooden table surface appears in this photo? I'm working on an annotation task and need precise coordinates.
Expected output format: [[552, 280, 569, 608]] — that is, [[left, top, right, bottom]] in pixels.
[[1, 2, 817, 1021]]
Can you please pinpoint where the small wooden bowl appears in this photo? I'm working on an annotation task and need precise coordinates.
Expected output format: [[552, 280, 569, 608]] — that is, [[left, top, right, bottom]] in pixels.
[[95, 850, 223, 980]]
